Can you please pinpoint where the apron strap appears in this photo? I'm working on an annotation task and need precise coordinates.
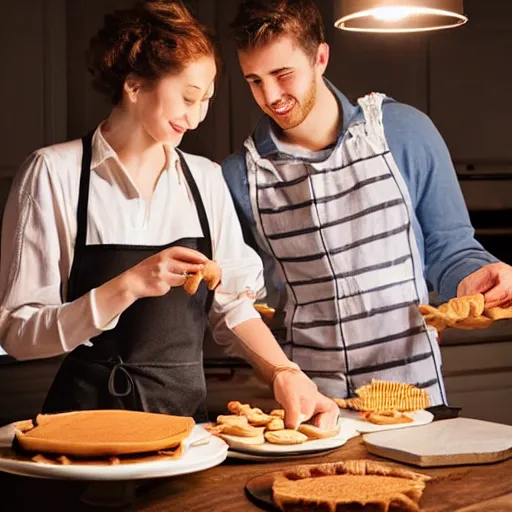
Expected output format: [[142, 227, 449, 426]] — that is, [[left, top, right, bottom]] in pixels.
[[67, 131, 94, 301], [176, 150, 214, 313]]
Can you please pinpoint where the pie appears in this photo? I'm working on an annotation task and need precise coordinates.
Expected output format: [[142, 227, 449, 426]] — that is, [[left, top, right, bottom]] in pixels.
[[272, 460, 430, 511], [419, 293, 512, 333], [13, 410, 194, 464]]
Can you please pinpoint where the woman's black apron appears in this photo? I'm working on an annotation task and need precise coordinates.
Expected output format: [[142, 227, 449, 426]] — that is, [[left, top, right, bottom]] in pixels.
[[43, 132, 213, 421]]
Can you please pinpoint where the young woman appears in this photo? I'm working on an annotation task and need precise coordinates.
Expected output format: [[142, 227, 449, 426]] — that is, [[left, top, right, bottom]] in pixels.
[[0, 0, 338, 428]]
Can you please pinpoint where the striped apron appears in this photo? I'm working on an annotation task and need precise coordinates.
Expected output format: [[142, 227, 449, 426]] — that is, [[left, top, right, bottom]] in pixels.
[[244, 93, 446, 405]]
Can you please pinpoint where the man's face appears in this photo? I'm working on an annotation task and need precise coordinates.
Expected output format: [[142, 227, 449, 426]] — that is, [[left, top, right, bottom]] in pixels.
[[238, 36, 321, 130]]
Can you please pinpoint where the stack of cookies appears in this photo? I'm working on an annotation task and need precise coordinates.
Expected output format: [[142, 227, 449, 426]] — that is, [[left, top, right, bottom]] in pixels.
[[335, 379, 431, 425], [206, 401, 340, 449]]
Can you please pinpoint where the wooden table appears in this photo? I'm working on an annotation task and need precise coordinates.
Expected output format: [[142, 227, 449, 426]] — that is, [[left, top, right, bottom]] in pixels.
[[2, 437, 512, 511]]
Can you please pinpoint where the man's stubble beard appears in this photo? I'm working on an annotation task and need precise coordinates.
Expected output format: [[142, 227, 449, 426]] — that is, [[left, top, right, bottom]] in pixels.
[[268, 78, 317, 131]]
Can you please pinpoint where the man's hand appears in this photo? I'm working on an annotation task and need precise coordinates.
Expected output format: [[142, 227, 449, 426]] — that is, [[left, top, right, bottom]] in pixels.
[[272, 370, 340, 430], [457, 262, 512, 309]]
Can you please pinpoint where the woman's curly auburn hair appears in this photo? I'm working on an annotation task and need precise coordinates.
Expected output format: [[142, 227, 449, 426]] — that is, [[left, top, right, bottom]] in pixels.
[[87, 0, 220, 105]]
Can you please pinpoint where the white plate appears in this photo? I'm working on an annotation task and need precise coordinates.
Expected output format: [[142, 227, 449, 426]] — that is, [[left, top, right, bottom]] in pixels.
[[0, 424, 228, 481], [220, 419, 359, 455], [226, 444, 353, 462], [337, 409, 434, 434]]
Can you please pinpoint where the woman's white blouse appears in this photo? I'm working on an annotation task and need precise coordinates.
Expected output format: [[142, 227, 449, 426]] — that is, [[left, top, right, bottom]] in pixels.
[[0, 127, 263, 360]]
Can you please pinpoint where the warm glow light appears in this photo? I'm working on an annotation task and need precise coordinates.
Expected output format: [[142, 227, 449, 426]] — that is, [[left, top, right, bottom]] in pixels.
[[372, 7, 411, 22], [334, 2, 468, 33]]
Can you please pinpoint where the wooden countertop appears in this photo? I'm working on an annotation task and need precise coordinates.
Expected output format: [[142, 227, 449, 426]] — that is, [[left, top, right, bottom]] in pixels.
[[3, 437, 512, 511]]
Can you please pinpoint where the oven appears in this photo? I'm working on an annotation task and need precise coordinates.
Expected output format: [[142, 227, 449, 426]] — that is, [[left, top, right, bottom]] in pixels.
[[456, 163, 512, 265]]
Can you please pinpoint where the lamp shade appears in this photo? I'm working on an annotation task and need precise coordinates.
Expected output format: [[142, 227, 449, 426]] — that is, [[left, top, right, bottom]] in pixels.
[[334, 0, 468, 33]]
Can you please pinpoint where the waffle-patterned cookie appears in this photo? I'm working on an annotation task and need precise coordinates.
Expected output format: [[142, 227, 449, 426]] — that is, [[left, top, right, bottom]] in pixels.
[[334, 379, 431, 412]]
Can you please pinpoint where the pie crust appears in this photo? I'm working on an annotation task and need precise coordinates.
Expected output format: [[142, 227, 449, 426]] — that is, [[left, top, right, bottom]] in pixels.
[[272, 459, 430, 511]]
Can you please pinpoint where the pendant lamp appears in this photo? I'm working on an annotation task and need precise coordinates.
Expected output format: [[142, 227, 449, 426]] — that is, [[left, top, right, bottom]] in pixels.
[[334, 0, 468, 33]]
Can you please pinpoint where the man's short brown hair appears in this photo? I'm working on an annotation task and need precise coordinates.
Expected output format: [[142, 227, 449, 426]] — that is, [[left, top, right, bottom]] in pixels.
[[230, 0, 325, 59]]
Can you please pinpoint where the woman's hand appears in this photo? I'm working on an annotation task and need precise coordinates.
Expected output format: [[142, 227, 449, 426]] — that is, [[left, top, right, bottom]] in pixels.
[[273, 369, 340, 430], [121, 246, 207, 300], [93, 246, 206, 329]]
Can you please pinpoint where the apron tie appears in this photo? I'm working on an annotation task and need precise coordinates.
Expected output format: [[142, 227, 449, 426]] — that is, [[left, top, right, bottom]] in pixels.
[[108, 356, 134, 397]]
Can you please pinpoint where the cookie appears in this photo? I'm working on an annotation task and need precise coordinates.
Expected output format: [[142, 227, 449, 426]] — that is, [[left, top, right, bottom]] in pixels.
[[266, 418, 285, 431], [298, 424, 340, 440], [264, 429, 308, 445], [216, 415, 248, 426]]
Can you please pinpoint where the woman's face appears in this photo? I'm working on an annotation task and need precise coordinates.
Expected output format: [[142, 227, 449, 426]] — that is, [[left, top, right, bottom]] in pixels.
[[130, 55, 216, 146]]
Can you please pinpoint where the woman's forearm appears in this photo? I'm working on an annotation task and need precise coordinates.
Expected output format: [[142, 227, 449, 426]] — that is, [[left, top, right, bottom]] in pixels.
[[232, 318, 299, 383], [92, 273, 137, 328]]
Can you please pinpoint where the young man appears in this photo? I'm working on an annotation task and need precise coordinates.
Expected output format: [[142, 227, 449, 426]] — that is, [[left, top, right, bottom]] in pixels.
[[221, 0, 512, 405]]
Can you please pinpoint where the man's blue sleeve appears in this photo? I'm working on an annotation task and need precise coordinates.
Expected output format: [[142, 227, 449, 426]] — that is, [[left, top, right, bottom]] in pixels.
[[383, 102, 498, 301]]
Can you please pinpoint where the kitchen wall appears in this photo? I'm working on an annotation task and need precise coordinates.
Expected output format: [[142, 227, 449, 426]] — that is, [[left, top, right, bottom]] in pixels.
[[2, 0, 512, 231], [2, 0, 512, 176], [0, 1, 511, 425]]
